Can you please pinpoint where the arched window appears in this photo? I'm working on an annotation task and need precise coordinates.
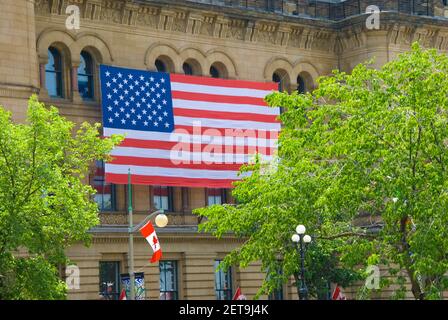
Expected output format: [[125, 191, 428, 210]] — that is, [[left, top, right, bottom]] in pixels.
[[45, 47, 63, 98], [210, 65, 220, 78], [155, 59, 167, 73], [78, 51, 94, 100], [273, 70, 290, 114], [272, 72, 282, 92], [272, 70, 290, 93], [297, 75, 306, 94], [155, 56, 175, 73], [183, 59, 202, 76], [183, 62, 193, 75], [210, 62, 228, 79]]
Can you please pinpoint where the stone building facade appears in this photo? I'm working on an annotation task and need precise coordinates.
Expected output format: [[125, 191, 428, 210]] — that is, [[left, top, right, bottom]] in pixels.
[[2, 0, 448, 300]]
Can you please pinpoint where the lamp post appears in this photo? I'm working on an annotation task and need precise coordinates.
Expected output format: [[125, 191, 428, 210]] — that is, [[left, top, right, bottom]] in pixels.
[[90, 209, 168, 300], [292, 224, 312, 300], [128, 209, 168, 300]]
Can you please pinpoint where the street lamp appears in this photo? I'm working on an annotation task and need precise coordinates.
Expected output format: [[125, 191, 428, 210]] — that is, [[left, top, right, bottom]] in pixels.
[[128, 209, 168, 300], [90, 209, 168, 300], [155, 213, 169, 228], [292, 224, 312, 300]]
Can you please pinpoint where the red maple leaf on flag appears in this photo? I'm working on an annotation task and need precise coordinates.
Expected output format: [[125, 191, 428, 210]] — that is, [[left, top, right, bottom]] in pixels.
[[140, 221, 162, 263]]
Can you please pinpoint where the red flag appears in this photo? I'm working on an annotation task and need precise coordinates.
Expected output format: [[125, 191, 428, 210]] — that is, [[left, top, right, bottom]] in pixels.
[[140, 221, 162, 263], [332, 285, 346, 300], [119, 289, 127, 300]]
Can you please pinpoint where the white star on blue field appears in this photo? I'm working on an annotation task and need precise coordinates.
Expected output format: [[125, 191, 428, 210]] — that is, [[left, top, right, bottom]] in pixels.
[[100, 65, 175, 133]]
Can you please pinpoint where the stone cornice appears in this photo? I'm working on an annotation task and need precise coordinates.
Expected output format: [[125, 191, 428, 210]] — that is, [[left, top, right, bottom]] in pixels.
[[34, 0, 337, 53], [33, 2, 448, 80], [34, 1, 448, 55], [333, 12, 448, 53], [0, 83, 39, 99], [38, 97, 102, 119]]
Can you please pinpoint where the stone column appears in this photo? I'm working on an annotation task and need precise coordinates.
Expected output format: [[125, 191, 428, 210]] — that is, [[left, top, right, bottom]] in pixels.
[[71, 63, 82, 103], [38, 58, 49, 100], [181, 187, 190, 213]]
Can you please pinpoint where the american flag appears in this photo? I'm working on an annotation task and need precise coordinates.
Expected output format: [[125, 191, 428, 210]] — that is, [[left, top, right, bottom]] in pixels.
[[100, 65, 280, 188]]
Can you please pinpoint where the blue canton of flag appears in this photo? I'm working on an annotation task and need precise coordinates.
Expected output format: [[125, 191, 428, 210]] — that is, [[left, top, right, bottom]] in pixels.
[[99, 65, 175, 133]]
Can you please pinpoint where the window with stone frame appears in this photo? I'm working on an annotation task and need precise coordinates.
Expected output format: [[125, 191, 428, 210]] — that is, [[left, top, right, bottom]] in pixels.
[[45, 47, 64, 98], [78, 50, 95, 100], [99, 261, 120, 300], [91, 160, 116, 212], [159, 260, 179, 300], [153, 186, 173, 211], [214, 260, 233, 300], [206, 188, 227, 206]]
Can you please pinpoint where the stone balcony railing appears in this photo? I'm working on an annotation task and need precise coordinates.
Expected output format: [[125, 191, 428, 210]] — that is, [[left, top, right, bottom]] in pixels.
[[143, 0, 446, 20], [99, 211, 201, 227]]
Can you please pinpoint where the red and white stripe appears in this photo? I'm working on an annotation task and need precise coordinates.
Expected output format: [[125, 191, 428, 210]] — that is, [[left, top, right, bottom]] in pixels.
[[105, 74, 280, 188], [140, 221, 162, 263], [92, 166, 111, 193]]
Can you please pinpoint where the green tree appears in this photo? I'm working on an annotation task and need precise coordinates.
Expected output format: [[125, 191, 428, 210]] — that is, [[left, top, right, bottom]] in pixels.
[[0, 96, 122, 299], [195, 43, 448, 300]]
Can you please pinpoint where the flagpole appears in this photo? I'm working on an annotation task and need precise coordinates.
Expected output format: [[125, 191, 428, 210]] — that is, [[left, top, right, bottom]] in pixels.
[[128, 168, 135, 300]]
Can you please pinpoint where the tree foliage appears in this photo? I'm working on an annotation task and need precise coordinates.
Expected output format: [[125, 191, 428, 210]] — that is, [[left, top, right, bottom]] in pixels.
[[0, 96, 122, 299], [195, 43, 448, 299]]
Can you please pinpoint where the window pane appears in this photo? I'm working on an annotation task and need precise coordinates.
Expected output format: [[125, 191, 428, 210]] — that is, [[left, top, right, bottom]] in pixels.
[[46, 47, 61, 72], [99, 261, 120, 300], [159, 261, 178, 300], [78, 74, 93, 100], [208, 195, 222, 206], [215, 260, 232, 300], [154, 186, 170, 211], [154, 195, 169, 210], [183, 63, 193, 75], [45, 71, 58, 97], [210, 65, 220, 78], [46, 47, 62, 97], [297, 76, 306, 94], [92, 160, 115, 211], [273, 73, 282, 92], [79, 53, 87, 74], [155, 59, 166, 73], [207, 189, 223, 206], [46, 49, 56, 72], [78, 51, 94, 100]]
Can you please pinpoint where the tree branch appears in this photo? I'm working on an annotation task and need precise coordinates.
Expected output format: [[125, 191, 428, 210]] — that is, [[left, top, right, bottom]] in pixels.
[[0, 137, 16, 195], [430, 121, 445, 172], [317, 232, 377, 240]]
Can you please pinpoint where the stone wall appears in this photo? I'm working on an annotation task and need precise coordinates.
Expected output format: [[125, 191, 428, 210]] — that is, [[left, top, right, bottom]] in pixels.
[[0, 0, 39, 121]]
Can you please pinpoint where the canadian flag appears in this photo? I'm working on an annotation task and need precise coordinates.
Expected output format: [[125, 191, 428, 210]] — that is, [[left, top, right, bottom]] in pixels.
[[332, 285, 347, 300], [140, 221, 162, 263], [119, 288, 127, 300], [232, 287, 246, 300]]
